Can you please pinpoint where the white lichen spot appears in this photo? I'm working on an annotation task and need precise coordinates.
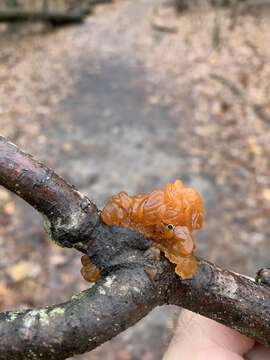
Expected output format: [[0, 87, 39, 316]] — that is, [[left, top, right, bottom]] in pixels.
[[49, 307, 65, 317], [23, 309, 50, 332], [119, 285, 129, 293], [98, 288, 106, 295], [217, 273, 239, 300], [23, 310, 39, 330], [55, 211, 82, 231], [71, 291, 86, 301], [38, 309, 50, 326], [6, 310, 23, 322], [8, 313, 18, 322], [104, 275, 116, 288], [133, 287, 140, 293]]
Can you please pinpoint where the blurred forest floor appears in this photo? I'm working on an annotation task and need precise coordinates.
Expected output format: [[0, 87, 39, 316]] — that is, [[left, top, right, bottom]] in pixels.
[[0, 0, 270, 359]]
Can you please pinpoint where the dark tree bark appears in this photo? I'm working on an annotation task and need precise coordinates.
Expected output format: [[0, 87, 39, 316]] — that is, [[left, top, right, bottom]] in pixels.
[[0, 137, 99, 252], [0, 136, 270, 359]]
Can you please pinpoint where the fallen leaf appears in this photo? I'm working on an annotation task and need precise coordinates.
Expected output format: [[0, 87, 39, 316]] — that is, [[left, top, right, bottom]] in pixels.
[[247, 138, 263, 157], [261, 189, 270, 202], [7, 261, 41, 283], [62, 142, 73, 153]]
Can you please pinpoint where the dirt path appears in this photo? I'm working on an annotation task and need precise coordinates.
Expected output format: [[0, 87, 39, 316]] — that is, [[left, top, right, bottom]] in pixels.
[[49, 4, 215, 206]]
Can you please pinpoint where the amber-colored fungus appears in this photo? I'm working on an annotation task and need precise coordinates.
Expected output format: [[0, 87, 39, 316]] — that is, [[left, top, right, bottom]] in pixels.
[[80, 255, 101, 283], [81, 180, 204, 282]]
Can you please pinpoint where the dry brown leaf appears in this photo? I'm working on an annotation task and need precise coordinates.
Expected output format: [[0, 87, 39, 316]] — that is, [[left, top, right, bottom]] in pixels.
[[7, 261, 41, 283], [261, 189, 270, 202]]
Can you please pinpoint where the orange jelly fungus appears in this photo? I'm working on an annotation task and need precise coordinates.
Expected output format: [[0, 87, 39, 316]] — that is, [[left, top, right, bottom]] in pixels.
[[81, 180, 204, 282], [80, 255, 101, 283]]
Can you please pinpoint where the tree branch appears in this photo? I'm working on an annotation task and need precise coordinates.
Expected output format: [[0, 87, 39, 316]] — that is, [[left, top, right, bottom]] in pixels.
[[0, 135, 270, 359], [167, 260, 270, 345], [0, 137, 99, 252], [0, 267, 165, 360]]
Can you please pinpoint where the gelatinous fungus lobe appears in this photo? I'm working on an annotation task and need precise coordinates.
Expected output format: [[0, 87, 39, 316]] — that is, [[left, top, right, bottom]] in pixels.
[[80, 255, 101, 283], [81, 180, 204, 281]]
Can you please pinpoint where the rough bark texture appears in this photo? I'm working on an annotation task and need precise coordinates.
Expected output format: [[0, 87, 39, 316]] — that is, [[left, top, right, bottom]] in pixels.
[[0, 135, 270, 359], [0, 137, 99, 252], [0, 267, 165, 360], [168, 260, 270, 345]]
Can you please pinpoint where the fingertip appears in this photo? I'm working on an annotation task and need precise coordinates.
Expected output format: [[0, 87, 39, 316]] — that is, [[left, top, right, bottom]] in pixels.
[[163, 310, 254, 360], [245, 343, 270, 360], [183, 311, 254, 355]]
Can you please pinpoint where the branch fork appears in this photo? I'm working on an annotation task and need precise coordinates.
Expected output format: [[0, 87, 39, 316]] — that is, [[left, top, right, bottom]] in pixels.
[[0, 136, 270, 359]]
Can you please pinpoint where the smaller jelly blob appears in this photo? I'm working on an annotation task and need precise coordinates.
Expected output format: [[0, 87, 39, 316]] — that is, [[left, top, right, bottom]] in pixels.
[[80, 255, 101, 282]]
